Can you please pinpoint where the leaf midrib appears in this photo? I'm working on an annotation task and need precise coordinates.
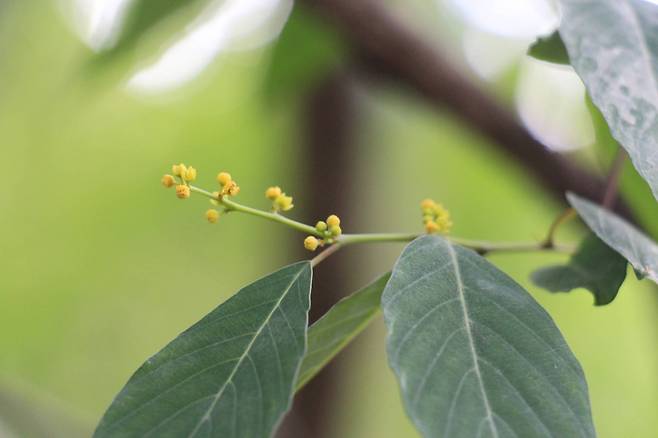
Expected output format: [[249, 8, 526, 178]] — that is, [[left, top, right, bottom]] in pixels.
[[447, 243, 499, 438], [185, 266, 306, 437]]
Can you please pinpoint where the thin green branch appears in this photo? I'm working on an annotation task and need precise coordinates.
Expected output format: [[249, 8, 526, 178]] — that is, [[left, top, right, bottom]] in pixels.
[[187, 184, 574, 267], [189, 185, 321, 236]]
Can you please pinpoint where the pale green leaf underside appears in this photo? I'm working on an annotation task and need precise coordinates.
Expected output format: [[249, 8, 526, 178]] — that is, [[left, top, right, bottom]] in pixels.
[[296, 273, 390, 390], [568, 193, 658, 283], [94, 261, 312, 438], [559, 0, 658, 200], [382, 236, 595, 438], [531, 234, 627, 305]]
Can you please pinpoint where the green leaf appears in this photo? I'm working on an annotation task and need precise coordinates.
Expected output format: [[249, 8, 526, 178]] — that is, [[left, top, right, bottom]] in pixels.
[[382, 236, 595, 438], [531, 234, 627, 305], [558, 0, 658, 200], [567, 193, 658, 283], [94, 261, 312, 438], [295, 273, 390, 391], [109, 0, 208, 55], [528, 31, 570, 65], [262, 6, 345, 102]]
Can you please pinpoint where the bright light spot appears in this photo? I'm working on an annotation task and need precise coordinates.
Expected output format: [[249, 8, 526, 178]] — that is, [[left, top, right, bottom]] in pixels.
[[515, 59, 594, 152], [462, 29, 530, 80], [127, 0, 292, 94], [443, 0, 559, 38], [69, 0, 134, 51]]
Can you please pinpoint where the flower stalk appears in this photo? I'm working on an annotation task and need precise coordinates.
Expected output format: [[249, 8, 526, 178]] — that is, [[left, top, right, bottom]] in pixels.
[[164, 164, 575, 266]]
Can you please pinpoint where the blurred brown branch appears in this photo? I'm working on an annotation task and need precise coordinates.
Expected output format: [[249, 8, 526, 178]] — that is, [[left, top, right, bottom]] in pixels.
[[301, 0, 638, 223]]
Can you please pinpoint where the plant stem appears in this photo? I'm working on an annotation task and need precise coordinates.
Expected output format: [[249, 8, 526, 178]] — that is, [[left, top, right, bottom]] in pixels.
[[188, 185, 574, 266], [602, 148, 627, 208], [336, 233, 573, 253], [542, 208, 576, 248], [310, 243, 343, 268], [189, 185, 321, 236]]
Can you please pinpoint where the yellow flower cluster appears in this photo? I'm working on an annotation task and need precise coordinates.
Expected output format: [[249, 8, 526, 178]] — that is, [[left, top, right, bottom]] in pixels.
[[217, 172, 240, 197], [303, 214, 342, 252], [420, 198, 452, 234], [162, 162, 197, 199], [265, 186, 294, 212]]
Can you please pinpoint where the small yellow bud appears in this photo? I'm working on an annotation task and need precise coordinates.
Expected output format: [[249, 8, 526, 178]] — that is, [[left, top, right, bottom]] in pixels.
[[173, 163, 187, 177], [210, 191, 220, 206], [265, 186, 282, 200], [329, 225, 342, 236], [304, 236, 319, 251], [315, 221, 327, 232], [425, 221, 439, 233], [275, 194, 294, 211], [326, 215, 340, 227], [227, 181, 240, 196], [217, 172, 232, 186], [161, 174, 175, 188], [206, 209, 220, 223], [175, 184, 191, 199], [183, 166, 197, 182], [420, 198, 435, 210]]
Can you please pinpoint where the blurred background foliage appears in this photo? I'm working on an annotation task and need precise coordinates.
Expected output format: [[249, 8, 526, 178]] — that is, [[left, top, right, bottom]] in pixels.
[[0, 0, 657, 437]]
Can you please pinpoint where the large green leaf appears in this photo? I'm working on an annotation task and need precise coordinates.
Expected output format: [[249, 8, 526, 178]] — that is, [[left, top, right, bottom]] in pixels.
[[382, 236, 595, 438], [567, 193, 658, 283], [531, 234, 627, 305], [558, 0, 658, 200], [528, 31, 570, 65], [295, 273, 390, 390], [94, 261, 312, 438]]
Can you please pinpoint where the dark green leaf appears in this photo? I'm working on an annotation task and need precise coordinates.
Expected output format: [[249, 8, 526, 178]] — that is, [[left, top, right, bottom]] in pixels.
[[108, 0, 208, 55], [559, 0, 658, 200], [531, 234, 627, 305], [567, 193, 658, 283], [262, 6, 345, 101], [528, 31, 570, 65], [94, 261, 312, 438], [382, 236, 595, 438], [295, 273, 390, 390]]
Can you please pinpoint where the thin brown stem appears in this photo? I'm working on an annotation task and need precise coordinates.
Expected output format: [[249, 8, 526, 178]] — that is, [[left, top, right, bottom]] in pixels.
[[602, 148, 627, 208], [310, 244, 343, 267]]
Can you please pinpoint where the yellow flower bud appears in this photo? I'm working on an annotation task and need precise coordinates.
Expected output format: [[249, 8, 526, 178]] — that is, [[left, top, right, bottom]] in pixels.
[[227, 182, 240, 196], [161, 174, 175, 188], [304, 236, 319, 251], [315, 221, 327, 232], [275, 194, 294, 211], [329, 225, 342, 236], [175, 184, 190, 199], [326, 214, 340, 227], [206, 209, 220, 223], [420, 198, 435, 210], [425, 221, 439, 233], [173, 163, 187, 177], [183, 166, 197, 182], [217, 172, 232, 186], [265, 186, 282, 200]]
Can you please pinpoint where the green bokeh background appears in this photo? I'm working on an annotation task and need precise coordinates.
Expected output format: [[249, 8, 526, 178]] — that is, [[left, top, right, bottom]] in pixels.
[[1, 2, 656, 437]]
